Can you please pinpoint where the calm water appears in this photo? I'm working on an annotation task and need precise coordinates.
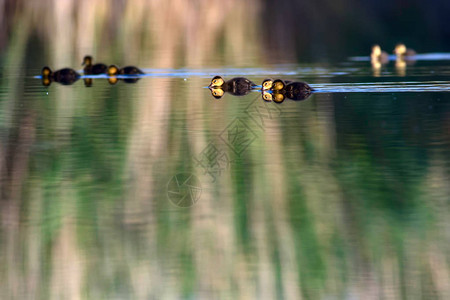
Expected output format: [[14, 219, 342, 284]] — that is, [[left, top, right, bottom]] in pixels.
[[1, 56, 450, 299]]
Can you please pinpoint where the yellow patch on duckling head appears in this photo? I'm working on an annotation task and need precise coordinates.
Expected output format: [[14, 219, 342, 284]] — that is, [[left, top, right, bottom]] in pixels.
[[108, 65, 120, 76], [262, 79, 273, 91], [262, 91, 273, 101], [372, 45, 381, 57], [394, 44, 406, 56], [272, 79, 285, 91], [209, 76, 224, 88], [42, 66, 52, 77], [210, 88, 224, 99], [82, 55, 92, 66]]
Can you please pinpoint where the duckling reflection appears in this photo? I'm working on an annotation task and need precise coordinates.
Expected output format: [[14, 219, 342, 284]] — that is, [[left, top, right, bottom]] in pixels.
[[208, 88, 225, 99], [42, 66, 80, 85], [107, 65, 144, 75], [82, 55, 107, 74], [107, 77, 141, 85], [261, 91, 273, 102], [84, 78, 93, 87]]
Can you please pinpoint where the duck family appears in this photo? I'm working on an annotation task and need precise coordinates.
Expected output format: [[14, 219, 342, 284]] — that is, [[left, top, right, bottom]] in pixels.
[[208, 76, 314, 101], [41, 55, 144, 86]]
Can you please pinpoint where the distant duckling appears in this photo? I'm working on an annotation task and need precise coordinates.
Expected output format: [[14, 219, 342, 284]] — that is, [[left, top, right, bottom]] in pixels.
[[82, 55, 107, 74], [42, 66, 80, 85], [371, 45, 389, 65], [107, 65, 144, 76], [394, 44, 416, 58]]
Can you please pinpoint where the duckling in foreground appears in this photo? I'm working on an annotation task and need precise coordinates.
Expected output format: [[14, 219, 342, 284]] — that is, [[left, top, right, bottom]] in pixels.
[[394, 44, 416, 58], [270, 79, 313, 101], [371, 45, 389, 65], [271, 79, 313, 93], [107, 65, 144, 76], [82, 55, 108, 74], [42, 66, 80, 85]]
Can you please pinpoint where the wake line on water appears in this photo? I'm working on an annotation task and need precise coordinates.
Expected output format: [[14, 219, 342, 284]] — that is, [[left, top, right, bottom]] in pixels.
[[311, 81, 450, 93]]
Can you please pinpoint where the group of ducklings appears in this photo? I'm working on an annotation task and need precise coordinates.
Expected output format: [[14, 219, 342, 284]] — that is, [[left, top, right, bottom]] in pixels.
[[41, 55, 144, 86], [208, 76, 313, 102], [371, 43, 416, 75]]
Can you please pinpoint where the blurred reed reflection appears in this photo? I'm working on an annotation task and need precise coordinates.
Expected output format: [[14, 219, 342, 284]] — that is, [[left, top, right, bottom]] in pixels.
[[0, 1, 450, 299]]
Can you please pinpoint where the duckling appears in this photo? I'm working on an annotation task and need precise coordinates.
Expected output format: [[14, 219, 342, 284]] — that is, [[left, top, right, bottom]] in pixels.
[[107, 65, 144, 76], [271, 79, 313, 101], [261, 78, 292, 91], [271, 79, 313, 94], [393, 44, 416, 58], [42, 66, 80, 85], [371, 45, 389, 65], [82, 55, 107, 74], [209, 76, 256, 89], [208, 76, 256, 97]]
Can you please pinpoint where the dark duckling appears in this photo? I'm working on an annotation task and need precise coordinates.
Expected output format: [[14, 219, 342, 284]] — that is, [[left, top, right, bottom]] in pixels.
[[82, 55, 108, 74], [42, 66, 80, 85], [271, 79, 313, 101], [107, 65, 144, 76], [209, 76, 256, 96]]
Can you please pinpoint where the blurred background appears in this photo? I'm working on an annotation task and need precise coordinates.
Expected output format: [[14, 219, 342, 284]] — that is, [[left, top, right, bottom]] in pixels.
[[0, 0, 450, 299]]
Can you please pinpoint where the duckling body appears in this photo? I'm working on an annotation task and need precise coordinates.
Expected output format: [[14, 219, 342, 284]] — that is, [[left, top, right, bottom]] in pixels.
[[42, 67, 80, 85], [271, 79, 313, 101], [108, 65, 144, 76], [82, 56, 107, 74]]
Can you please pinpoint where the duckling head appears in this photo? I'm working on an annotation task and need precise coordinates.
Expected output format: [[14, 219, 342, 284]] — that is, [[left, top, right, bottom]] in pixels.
[[210, 88, 224, 99], [394, 44, 406, 56], [82, 55, 92, 66], [42, 66, 52, 77], [371, 45, 382, 57], [209, 76, 224, 88], [107, 65, 120, 76], [272, 79, 285, 91], [261, 79, 273, 91], [262, 91, 273, 101]]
